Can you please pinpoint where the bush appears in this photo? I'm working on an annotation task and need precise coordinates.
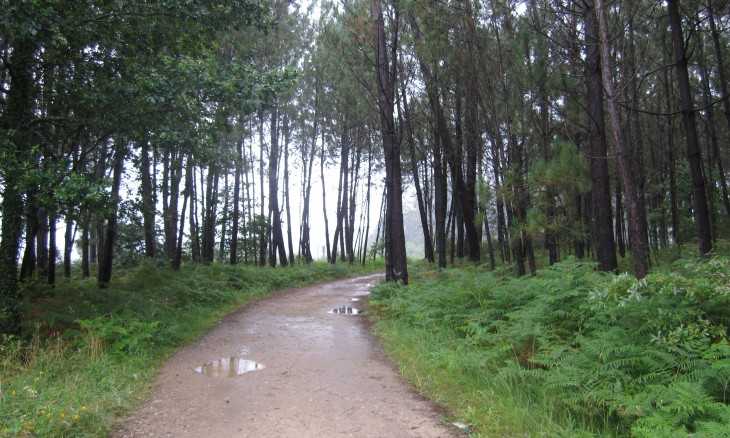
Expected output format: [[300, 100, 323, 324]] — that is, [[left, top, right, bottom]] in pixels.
[[372, 256, 730, 436]]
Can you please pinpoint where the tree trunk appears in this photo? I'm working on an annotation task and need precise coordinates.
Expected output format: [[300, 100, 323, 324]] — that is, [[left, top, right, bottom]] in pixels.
[[708, 1, 730, 147], [268, 104, 288, 267], [230, 139, 243, 264], [595, 0, 649, 278], [585, 0, 617, 272], [19, 195, 38, 281], [258, 112, 268, 266], [98, 143, 126, 288], [81, 214, 90, 278], [320, 131, 332, 262], [219, 173, 229, 261], [362, 144, 373, 264], [667, 0, 713, 256], [400, 75, 434, 262], [407, 13, 448, 268], [173, 168, 188, 271], [47, 212, 57, 285], [63, 218, 74, 278], [201, 164, 219, 263], [283, 115, 295, 265], [372, 0, 408, 283], [188, 159, 201, 263], [346, 146, 360, 264], [140, 140, 156, 258]]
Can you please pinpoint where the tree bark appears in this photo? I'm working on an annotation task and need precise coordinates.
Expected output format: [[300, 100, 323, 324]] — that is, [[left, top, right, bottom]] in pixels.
[[230, 138, 243, 264], [283, 115, 295, 264], [320, 130, 332, 262], [188, 159, 201, 263], [585, 0, 617, 272], [697, 34, 729, 222], [0, 38, 35, 332], [140, 140, 156, 258], [667, 0, 713, 256], [595, 0, 649, 278], [372, 0, 408, 283], [258, 112, 268, 266], [268, 104, 288, 267], [98, 143, 126, 288], [63, 218, 74, 278]]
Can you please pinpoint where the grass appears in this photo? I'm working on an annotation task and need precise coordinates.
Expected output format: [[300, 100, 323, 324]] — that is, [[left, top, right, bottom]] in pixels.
[[0, 260, 382, 437], [370, 243, 730, 437]]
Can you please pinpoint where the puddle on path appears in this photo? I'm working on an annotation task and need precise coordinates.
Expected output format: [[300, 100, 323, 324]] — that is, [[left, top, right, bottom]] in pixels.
[[194, 357, 265, 377], [329, 306, 361, 315]]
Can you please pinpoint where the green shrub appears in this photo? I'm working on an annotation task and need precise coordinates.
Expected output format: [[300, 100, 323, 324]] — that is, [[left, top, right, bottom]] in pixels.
[[372, 255, 730, 436]]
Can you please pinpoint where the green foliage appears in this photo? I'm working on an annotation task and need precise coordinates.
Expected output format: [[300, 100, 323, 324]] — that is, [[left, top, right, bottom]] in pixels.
[[371, 252, 730, 436], [78, 316, 160, 356], [0, 261, 382, 436]]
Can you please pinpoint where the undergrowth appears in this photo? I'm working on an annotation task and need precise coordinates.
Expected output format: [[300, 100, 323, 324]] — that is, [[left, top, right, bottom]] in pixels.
[[0, 260, 381, 437], [371, 252, 730, 437]]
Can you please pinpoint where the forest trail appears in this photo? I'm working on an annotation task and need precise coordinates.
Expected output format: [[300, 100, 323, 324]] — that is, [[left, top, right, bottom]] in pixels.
[[116, 274, 459, 438]]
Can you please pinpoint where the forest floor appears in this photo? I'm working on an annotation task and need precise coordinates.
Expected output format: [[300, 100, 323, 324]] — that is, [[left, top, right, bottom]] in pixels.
[[115, 274, 460, 438]]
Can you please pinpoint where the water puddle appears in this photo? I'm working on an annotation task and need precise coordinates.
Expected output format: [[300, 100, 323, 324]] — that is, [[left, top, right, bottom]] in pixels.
[[351, 298, 360, 302], [329, 306, 361, 315], [194, 357, 265, 377]]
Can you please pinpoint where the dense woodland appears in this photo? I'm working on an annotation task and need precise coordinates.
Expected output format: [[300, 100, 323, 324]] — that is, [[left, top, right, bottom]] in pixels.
[[1, 0, 729, 336]]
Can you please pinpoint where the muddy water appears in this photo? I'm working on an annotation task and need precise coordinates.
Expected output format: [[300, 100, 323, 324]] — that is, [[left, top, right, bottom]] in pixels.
[[116, 274, 459, 438]]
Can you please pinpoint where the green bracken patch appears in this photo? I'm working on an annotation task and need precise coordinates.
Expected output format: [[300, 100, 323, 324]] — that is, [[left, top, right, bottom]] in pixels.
[[0, 261, 382, 437], [371, 254, 730, 437]]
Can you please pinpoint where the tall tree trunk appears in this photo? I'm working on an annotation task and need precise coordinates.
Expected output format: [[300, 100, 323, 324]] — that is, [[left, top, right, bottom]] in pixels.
[[166, 154, 183, 264], [268, 104, 288, 267], [188, 159, 201, 263], [258, 112, 268, 266], [346, 146, 360, 264], [231, 139, 243, 264], [140, 140, 156, 258], [667, 0, 713, 256], [529, 0, 557, 265], [585, 0, 617, 272], [219, 173, 229, 261], [320, 131, 332, 262], [361, 144, 373, 265], [408, 13, 448, 268], [19, 195, 38, 281], [98, 143, 126, 288], [63, 218, 74, 278], [173, 169, 188, 271], [708, 1, 730, 145], [462, 1, 481, 262], [37, 207, 49, 279], [299, 80, 320, 263], [47, 212, 56, 285], [81, 216, 90, 278], [400, 74, 434, 262], [283, 115, 295, 265], [201, 164, 219, 263], [698, 28, 730, 217], [372, 0, 408, 283], [0, 37, 35, 332], [245, 135, 254, 264], [595, 0, 649, 278]]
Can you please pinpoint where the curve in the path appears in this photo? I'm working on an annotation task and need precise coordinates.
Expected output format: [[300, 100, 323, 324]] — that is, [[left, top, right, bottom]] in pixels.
[[116, 274, 460, 438]]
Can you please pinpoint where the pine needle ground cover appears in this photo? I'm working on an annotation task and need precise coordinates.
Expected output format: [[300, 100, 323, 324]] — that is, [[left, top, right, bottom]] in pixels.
[[371, 256, 730, 437], [0, 261, 382, 437]]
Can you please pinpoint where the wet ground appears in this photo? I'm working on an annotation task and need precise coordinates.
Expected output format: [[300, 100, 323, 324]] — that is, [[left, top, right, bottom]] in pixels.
[[116, 274, 459, 437]]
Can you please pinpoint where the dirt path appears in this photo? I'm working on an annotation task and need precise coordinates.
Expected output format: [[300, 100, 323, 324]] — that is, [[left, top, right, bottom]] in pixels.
[[116, 274, 460, 438]]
